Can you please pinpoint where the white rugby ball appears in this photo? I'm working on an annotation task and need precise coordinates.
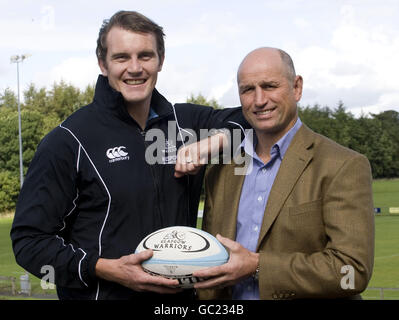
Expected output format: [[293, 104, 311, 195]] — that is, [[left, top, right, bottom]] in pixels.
[[135, 226, 229, 288]]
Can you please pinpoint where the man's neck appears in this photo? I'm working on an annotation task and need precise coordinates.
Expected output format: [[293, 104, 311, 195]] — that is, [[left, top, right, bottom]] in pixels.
[[254, 134, 274, 164], [254, 116, 299, 163], [125, 98, 151, 131], [254, 126, 292, 164]]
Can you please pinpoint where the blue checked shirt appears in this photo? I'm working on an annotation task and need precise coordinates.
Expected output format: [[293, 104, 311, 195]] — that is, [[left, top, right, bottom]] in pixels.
[[232, 118, 302, 300]]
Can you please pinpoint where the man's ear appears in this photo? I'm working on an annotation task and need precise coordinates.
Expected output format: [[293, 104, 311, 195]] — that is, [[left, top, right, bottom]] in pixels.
[[98, 58, 108, 76], [293, 75, 303, 102], [158, 55, 165, 72]]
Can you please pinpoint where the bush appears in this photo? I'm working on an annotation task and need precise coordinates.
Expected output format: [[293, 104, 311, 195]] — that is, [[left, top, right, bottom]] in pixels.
[[0, 171, 19, 212]]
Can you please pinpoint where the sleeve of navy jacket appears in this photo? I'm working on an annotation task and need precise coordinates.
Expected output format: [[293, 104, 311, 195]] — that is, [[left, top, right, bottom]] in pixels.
[[174, 103, 248, 133], [10, 127, 97, 289]]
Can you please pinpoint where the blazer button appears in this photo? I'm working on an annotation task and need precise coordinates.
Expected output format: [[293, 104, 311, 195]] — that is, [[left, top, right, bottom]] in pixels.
[[284, 292, 292, 299]]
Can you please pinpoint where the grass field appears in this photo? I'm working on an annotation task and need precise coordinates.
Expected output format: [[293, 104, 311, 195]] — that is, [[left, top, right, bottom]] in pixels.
[[0, 217, 57, 299], [0, 178, 398, 299], [367, 179, 399, 299], [372, 178, 399, 214], [366, 179, 399, 299], [362, 215, 399, 299]]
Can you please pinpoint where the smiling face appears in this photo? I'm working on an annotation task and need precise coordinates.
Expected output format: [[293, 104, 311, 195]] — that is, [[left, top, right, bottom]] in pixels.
[[238, 48, 303, 142], [99, 27, 164, 110]]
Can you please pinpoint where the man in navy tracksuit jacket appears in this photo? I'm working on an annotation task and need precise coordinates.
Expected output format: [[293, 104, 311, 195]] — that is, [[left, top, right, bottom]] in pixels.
[[10, 11, 247, 300]]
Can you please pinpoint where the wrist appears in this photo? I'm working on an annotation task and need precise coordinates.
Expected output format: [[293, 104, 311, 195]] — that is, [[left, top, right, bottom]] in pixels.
[[95, 257, 117, 281], [252, 264, 260, 281], [252, 253, 260, 281]]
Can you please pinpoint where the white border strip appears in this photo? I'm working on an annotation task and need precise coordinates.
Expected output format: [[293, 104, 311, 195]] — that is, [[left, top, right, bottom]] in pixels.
[[60, 124, 112, 299]]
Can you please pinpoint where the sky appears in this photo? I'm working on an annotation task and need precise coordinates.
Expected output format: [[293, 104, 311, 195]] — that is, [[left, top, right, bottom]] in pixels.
[[1, 0, 398, 117]]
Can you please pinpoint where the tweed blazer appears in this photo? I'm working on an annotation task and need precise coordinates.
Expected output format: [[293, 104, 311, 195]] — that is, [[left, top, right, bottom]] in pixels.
[[198, 125, 374, 300]]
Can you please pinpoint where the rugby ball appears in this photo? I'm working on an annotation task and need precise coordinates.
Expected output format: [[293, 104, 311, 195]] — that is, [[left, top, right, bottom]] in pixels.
[[135, 226, 229, 288]]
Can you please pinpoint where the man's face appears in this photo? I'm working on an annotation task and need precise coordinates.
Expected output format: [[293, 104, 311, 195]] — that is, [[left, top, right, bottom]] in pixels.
[[99, 27, 163, 108], [238, 49, 302, 139]]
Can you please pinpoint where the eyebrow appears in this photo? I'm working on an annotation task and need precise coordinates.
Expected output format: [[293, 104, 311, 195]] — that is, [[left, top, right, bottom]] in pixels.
[[239, 80, 280, 91], [110, 49, 157, 59], [238, 84, 254, 92], [260, 80, 280, 86], [110, 52, 130, 60]]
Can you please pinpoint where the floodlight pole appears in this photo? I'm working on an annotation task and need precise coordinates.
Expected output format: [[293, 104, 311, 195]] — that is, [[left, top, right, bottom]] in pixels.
[[10, 54, 30, 189], [10, 54, 32, 295]]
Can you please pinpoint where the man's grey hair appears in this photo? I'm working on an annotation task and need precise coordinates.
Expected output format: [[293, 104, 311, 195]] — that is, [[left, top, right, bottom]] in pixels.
[[277, 48, 296, 82]]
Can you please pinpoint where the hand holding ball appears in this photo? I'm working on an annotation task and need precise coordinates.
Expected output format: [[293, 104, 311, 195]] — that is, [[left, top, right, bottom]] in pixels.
[[135, 226, 229, 288]]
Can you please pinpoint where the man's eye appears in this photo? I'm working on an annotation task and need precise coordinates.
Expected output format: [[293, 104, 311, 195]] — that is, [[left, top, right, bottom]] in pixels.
[[262, 84, 277, 90], [114, 56, 128, 62], [140, 53, 155, 60]]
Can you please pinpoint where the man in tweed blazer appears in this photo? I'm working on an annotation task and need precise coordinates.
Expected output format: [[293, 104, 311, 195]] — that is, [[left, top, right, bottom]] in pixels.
[[193, 47, 374, 300]]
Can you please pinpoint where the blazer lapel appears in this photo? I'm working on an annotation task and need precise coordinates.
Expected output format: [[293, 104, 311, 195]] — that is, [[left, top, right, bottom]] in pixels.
[[221, 160, 247, 240], [256, 125, 315, 250]]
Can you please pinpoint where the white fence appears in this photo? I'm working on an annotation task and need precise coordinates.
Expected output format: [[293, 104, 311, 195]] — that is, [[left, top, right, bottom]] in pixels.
[[366, 287, 399, 300]]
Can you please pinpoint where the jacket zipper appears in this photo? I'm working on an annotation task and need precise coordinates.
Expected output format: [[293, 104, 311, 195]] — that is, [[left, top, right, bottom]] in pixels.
[[139, 128, 163, 227]]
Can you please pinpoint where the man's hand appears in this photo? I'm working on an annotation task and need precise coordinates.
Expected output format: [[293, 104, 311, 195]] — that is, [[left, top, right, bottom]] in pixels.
[[174, 132, 229, 178], [193, 234, 259, 289], [95, 249, 182, 294]]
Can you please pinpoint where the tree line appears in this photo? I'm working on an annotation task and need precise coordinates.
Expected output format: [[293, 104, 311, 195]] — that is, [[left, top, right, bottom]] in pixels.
[[0, 83, 398, 212]]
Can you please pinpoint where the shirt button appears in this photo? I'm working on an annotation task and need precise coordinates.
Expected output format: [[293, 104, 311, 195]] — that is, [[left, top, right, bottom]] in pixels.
[[262, 168, 267, 174], [257, 196, 262, 202], [253, 225, 259, 232]]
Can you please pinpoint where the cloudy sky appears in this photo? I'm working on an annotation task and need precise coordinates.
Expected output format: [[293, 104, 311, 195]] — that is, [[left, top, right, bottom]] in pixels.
[[1, 0, 398, 116]]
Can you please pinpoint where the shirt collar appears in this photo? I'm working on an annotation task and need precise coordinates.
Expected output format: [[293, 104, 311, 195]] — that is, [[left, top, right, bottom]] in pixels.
[[236, 118, 302, 161], [147, 107, 158, 123]]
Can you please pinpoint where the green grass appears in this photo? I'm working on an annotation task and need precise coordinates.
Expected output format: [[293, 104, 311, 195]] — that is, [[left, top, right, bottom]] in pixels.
[[0, 218, 24, 276], [373, 178, 399, 214], [0, 217, 57, 299], [362, 215, 399, 299]]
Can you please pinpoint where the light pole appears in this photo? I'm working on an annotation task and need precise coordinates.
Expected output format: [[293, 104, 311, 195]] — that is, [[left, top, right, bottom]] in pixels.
[[10, 54, 31, 189], [10, 54, 32, 295]]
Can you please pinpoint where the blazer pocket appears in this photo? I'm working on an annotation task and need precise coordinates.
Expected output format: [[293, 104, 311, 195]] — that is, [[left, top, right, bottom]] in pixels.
[[289, 199, 322, 216]]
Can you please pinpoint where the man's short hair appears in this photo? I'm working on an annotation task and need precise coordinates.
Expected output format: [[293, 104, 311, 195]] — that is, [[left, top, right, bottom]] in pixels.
[[96, 11, 165, 64], [277, 49, 296, 82]]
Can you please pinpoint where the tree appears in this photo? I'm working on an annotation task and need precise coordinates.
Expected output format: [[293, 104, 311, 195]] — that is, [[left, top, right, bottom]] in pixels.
[[299, 102, 398, 178], [0, 108, 56, 176], [351, 116, 396, 178], [0, 88, 18, 109], [370, 110, 399, 177], [186, 93, 223, 109], [298, 104, 336, 138], [80, 83, 95, 106], [44, 80, 85, 120], [0, 170, 19, 212], [24, 83, 49, 112], [330, 101, 356, 148]]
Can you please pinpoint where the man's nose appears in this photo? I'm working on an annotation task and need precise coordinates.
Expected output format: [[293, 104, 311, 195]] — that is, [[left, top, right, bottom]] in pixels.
[[127, 57, 143, 74], [254, 87, 268, 108]]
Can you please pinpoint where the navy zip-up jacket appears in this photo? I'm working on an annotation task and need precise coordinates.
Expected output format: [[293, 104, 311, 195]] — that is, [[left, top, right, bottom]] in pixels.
[[10, 75, 247, 300]]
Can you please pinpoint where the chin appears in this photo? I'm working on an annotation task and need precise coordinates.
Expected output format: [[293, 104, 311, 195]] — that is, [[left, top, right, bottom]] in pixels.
[[122, 92, 150, 105]]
